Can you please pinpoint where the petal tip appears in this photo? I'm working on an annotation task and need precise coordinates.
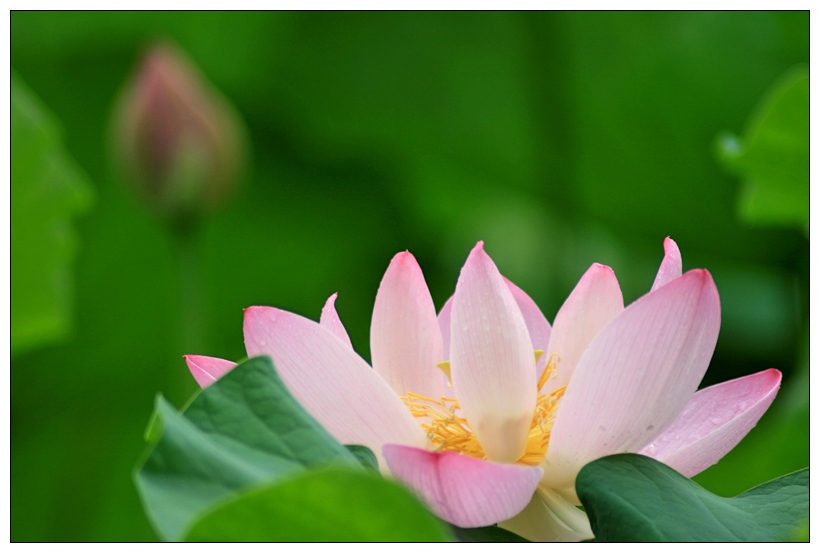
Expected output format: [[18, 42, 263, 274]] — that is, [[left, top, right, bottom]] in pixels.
[[465, 241, 493, 268], [763, 367, 783, 385], [683, 268, 717, 291], [695, 270, 719, 300], [384, 251, 423, 280], [243, 306, 283, 339], [392, 250, 417, 264], [244, 305, 276, 318], [591, 262, 615, 274], [322, 293, 340, 312]]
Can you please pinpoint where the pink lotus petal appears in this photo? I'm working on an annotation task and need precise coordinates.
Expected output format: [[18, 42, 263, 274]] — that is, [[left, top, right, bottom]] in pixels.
[[450, 242, 537, 463], [438, 295, 454, 360], [544, 263, 623, 394], [499, 486, 593, 542], [545, 269, 721, 489], [440, 279, 551, 365], [184, 355, 236, 388], [640, 368, 781, 477], [383, 444, 542, 528], [319, 293, 352, 348], [651, 237, 682, 292], [371, 251, 443, 399], [504, 277, 552, 373], [244, 307, 426, 465]]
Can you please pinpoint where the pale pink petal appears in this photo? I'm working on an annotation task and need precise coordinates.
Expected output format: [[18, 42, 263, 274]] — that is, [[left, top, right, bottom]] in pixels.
[[640, 368, 781, 477], [371, 251, 443, 399], [543, 263, 623, 394], [441, 279, 551, 365], [184, 355, 236, 388], [651, 237, 683, 291], [438, 295, 453, 360], [244, 307, 426, 465], [450, 242, 537, 463], [499, 486, 593, 542], [544, 269, 721, 490], [319, 293, 353, 348], [383, 444, 542, 528], [504, 277, 552, 372]]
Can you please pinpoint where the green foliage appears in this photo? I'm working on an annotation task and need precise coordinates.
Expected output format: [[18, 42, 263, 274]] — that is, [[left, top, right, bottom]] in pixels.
[[344, 445, 380, 472], [183, 468, 451, 542], [135, 356, 451, 542], [577, 454, 809, 542], [448, 524, 530, 543], [11, 71, 93, 354], [136, 356, 362, 541], [791, 519, 809, 542], [717, 67, 808, 228]]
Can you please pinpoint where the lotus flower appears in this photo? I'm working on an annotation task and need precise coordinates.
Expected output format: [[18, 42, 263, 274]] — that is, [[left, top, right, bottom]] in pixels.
[[185, 239, 780, 541]]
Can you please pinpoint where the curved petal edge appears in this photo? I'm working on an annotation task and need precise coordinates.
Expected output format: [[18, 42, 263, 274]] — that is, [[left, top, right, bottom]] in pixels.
[[651, 237, 682, 291], [370, 251, 443, 399], [640, 368, 781, 477], [319, 293, 353, 348], [184, 355, 236, 388], [438, 295, 454, 361], [499, 486, 593, 542], [244, 306, 427, 464], [545, 263, 623, 393], [504, 277, 552, 358], [383, 444, 542, 528]]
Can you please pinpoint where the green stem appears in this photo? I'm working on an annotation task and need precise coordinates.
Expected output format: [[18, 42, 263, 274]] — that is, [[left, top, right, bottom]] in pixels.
[[175, 224, 203, 353], [169, 219, 204, 403]]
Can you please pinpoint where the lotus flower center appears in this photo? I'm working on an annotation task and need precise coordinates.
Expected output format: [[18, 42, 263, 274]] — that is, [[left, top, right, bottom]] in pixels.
[[401, 354, 566, 466]]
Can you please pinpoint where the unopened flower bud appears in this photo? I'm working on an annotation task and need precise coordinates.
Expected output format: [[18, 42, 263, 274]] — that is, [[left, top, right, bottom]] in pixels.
[[112, 42, 247, 224]]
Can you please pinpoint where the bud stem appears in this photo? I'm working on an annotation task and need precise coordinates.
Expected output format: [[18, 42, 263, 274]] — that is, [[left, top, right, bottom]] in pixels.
[[175, 222, 203, 353], [166, 219, 204, 403]]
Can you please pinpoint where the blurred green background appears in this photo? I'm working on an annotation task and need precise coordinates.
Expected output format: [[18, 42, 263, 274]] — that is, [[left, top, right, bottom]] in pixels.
[[11, 12, 808, 541]]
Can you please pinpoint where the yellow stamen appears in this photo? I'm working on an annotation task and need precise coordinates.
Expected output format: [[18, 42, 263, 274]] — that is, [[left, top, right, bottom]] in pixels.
[[436, 360, 452, 381], [401, 353, 566, 466], [538, 353, 560, 391], [436, 360, 454, 389]]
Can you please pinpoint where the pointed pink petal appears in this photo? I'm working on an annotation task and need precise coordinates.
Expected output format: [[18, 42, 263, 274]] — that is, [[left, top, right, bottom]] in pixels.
[[544, 263, 623, 394], [244, 307, 426, 464], [383, 444, 542, 528], [319, 293, 352, 348], [651, 237, 682, 291], [450, 242, 537, 463], [545, 269, 721, 489], [438, 295, 454, 360], [504, 277, 552, 371], [184, 355, 236, 388], [442, 280, 551, 365], [371, 251, 444, 399], [640, 368, 781, 477], [499, 487, 593, 542]]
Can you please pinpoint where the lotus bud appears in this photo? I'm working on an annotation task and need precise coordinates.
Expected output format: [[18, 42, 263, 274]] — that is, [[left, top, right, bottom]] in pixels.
[[112, 42, 247, 225]]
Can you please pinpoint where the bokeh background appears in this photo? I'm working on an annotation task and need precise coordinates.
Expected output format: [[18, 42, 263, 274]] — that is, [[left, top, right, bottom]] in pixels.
[[11, 12, 808, 541]]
